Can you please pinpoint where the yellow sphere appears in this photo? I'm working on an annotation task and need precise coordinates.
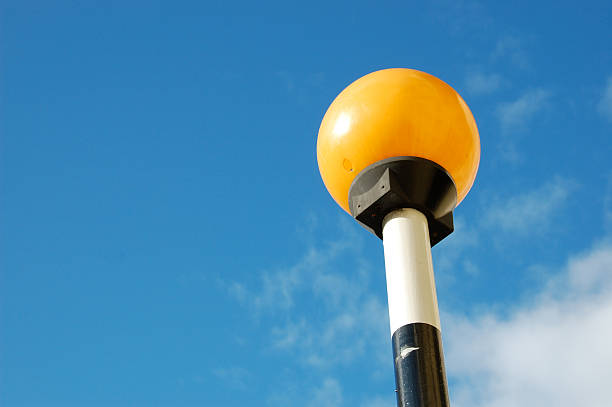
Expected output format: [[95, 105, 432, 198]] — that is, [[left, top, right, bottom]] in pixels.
[[317, 68, 480, 213]]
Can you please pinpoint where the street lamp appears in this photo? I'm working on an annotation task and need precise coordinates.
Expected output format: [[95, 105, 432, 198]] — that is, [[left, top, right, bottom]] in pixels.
[[317, 68, 480, 407]]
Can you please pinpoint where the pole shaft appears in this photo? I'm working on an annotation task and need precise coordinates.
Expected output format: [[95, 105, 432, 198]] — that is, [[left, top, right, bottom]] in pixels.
[[382, 208, 449, 407]]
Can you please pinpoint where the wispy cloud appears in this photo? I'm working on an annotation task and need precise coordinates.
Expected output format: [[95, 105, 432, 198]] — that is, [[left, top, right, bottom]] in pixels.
[[227, 219, 389, 368], [465, 71, 502, 95], [482, 177, 575, 235], [491, 36, 530, 70], [436, 217, 479, 264], [438, 178, 574, 288], [228, 199, 604, 407], [307, 378, 344, 407], [597, 76, 612, 121], [267, 275, 389, 368], [228, 238, 352, 313], [276, 70, 295, 92], [434, 216, 481, 287], [445, 241, 612, 407], [605, 172, 612, 229], [212, 366, 251, 390], [496, 88, 551, 132], [275, 70, 327, 96], [360, 396, 395, 407], [426, 0, 492, 35]]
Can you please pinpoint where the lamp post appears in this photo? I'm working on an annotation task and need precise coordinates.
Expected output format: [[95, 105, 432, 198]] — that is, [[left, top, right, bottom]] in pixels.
[[317, 69, 480, 407]]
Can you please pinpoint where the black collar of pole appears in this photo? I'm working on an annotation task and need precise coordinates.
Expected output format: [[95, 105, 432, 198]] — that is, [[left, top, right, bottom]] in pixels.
[[348, 156, 457, 246]]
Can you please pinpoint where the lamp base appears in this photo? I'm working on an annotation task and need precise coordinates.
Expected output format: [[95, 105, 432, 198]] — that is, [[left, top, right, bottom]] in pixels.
[[347, 156, 457, 246]]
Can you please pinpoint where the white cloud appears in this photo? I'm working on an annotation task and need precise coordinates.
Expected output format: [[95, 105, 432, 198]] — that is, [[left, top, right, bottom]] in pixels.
[[426, 0, 492, 35], [228, 238, 353, 312], [483, 178, 574, 234], [269, 284, 389, 369], [465, 72, 502, 95], [444, 242, 612, 407], [491, 36, 529, 69], [496, 88, 551, 132], [360, 396, 395, 407], [307, 378, 343, 407], [231, 205, 612, 407], [435, 217, 479, 269], [270, 319, 310, 349], [597, 76, 612, 121], [212, 366, 251, 390], [227, 220, 390, 368], [276, 70, 295, 92], [605, 172, 612, 229]]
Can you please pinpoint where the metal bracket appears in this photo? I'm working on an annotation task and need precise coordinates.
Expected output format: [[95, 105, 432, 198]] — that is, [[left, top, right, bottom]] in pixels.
[[348, 156, 457, 246]]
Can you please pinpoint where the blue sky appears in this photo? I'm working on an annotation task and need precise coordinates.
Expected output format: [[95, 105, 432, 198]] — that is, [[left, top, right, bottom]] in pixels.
[[1, 1, 611, 406]]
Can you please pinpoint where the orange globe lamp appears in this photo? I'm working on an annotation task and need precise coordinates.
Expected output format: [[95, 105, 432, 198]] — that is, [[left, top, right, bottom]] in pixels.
[[316, 68, 480, 407], [317, 68, 479, 215]]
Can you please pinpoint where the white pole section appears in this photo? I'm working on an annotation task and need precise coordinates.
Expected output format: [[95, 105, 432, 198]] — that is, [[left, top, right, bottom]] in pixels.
[[382, 208, 441, 335], [382, 208, 449, 407]]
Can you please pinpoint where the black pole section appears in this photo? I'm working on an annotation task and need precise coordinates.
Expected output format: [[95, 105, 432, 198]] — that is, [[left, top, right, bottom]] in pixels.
[[392, 323, 449, 407]]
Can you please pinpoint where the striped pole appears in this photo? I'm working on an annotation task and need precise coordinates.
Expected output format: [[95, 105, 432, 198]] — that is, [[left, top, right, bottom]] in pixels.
[[383, 208, 449, 407], [315, 69, 480, 407]]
